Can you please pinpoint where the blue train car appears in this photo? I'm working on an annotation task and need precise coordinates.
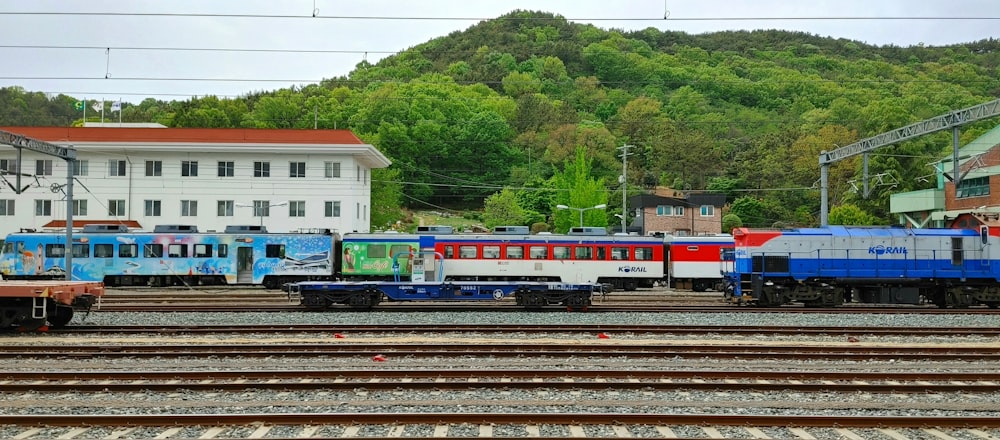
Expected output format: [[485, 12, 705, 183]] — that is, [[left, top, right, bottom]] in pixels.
[[726, 225, 1000, 308], [0, 225, 338, 288]]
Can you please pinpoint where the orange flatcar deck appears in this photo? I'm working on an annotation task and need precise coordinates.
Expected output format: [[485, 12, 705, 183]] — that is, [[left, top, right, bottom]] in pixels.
[[0, 281, 105, 304]]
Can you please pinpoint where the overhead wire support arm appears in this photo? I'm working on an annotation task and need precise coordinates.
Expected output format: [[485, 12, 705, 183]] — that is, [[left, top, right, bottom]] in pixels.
[[818, 98, 1000, 226]]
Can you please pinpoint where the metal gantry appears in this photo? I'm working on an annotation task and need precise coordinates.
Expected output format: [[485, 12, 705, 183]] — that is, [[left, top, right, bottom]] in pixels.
[[818, 98, 1000, 226], [0, 129, 78, 280]]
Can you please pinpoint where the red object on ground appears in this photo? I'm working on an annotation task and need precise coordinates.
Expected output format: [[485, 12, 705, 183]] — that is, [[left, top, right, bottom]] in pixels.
[[372, 354, 387, 362], [333, 333, 345, 338], [597, 332, 610, 339]]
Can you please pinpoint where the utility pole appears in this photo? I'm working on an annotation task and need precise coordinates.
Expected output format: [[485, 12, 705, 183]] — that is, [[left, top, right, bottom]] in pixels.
[[618, 144, 633, 234]]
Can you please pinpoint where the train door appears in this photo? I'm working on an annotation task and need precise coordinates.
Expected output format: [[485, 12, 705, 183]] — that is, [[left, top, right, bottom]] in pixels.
[[236, 246, 254, 284]]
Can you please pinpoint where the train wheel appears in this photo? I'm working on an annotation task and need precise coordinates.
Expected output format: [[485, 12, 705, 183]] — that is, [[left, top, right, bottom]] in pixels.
[[46, 305, 74, 328], [564, 293, 589, 312]]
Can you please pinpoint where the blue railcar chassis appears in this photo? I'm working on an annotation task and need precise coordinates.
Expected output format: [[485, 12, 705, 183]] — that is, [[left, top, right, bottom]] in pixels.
[[285, 281, 600, 311]]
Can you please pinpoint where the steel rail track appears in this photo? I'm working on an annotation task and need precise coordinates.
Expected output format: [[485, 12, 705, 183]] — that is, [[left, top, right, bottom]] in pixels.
[[56, 323, 1000, 336], [3, 369, 999, 393], [4, 343, 999, 360], [2, 413, 999, 428], [91, 303, 1000, 313]]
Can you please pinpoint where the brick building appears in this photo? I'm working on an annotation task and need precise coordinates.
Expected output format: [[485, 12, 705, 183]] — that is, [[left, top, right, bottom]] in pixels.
[[630, 188, 727, 236]]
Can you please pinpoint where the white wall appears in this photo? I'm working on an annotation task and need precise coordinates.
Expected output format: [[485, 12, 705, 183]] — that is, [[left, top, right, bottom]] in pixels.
[[0, 147, 376, 236]]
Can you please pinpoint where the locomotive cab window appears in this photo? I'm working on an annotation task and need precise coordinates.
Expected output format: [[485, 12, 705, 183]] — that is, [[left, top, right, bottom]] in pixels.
[[505, 245, 524, 259], [144, 244, 163, 258], [459, 246, 477, 259], [529, 246, 547, 259], [574, 246, 593, 260], [94, 244, 114, 258], [168, 244, 188, 258], [482, 245, 500, 259], [119, 244, 138, 258], [194, 244, 212, 258], [265, 244, 285, 258]]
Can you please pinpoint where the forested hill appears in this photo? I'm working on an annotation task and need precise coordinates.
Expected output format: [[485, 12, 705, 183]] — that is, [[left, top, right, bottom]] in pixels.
[[3, 10, 1000, 227]]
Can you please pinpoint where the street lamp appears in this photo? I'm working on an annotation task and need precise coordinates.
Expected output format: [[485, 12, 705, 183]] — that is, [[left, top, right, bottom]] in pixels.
[[556, 203, 607, 228], [235, 201, 288, 227]]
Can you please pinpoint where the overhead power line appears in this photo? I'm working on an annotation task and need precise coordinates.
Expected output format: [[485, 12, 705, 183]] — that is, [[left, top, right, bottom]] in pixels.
[[0, 11, 998, 21]]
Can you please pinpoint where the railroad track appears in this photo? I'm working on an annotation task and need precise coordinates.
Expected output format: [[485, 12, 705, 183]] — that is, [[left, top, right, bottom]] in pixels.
[[54, 323, 1000, 336], [4, 342, 1000, 361], [4, 369, 1000, 393]]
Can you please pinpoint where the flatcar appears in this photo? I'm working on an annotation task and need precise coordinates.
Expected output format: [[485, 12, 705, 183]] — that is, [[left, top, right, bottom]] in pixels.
[[725, 225, 1000, 308], [0, 224, 337, 289], [664, 234, 733, 292], [0, 280, 104, 329]]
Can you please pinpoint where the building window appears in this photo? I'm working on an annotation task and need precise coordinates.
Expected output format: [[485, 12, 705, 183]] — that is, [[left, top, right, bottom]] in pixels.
[[956, 176, 990, 198], [356, 165, 361, 181], [218, 161, 234, 177], [0, 159, 17, 173], [71, 160, 88, 176], [656, 205, 671, 216], [73, 200, 88, 216], [289, 200, 305, 217], [254, 161, 270, 177], [364, 169, 368, 185], [324, 161, 340, 178], [108, 199, 125, 216], [217, 200, 234, 217], [0, 200, 13, 216], [325, 201, 341, 217], [109, 159, 127, 176], [289, 162, 305, 178], [181, 200, 198, 217], [674, 206, 685, 216], [700, 205, 715, 217], [356, 202, 360, 219], [34, 199, 51, 216], [181, 160, 198, 177], [253, 200, 272, 217], [36, 159, 53, 176], [145, 200, 161, 216], [145, 160, 162, 177]]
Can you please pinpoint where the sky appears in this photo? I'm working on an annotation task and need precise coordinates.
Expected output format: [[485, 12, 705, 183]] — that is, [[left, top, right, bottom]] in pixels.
[[0, 0, 996, 104]]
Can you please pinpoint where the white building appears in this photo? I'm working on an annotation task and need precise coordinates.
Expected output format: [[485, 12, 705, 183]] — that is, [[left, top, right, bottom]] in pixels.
[[0, 126, 391, 236]]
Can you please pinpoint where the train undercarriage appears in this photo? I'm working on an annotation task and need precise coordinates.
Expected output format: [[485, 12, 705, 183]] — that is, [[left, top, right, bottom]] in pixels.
[[727, 275, 1000, 308]]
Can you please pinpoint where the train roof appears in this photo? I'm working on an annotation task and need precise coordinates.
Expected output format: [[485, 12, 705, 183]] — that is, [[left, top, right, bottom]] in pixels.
[[734, 226, 978, 238]]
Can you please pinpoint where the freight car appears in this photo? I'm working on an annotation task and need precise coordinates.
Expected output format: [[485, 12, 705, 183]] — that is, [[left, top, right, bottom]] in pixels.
[[0, 280, 104, 329], [725, 225, 1000, 308]]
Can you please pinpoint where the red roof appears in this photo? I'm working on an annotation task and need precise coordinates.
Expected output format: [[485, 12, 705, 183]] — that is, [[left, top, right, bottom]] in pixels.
[[42, 220, 143, 229], [1, 127, 364, 145]]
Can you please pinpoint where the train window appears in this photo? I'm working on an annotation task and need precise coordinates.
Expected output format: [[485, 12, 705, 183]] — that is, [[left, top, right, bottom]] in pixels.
[[218, 244, 228, 258], [265, 244, 285, 258], [94, 244, 114, 258], [553, 246, 570, 260], [443, 245, 454, 259], [143, 244, 163, 258], [1, 242, 13, 254], [574, 246, 593, 260], [366, 244, 386, 258], [194, 244, 212, 258], [529, 246, 547, 259], [389, 245, 411, 259], [611, 247, 628, 260], [952, 238, 963, 265], [596, 246, 607, 260], [506, 246, 524, 259], [687, 246, 699, 251], [45, 244, 65, 258], [459, 246, 477, 259], [482, 245, 501, 259], [72, 244, 89, 258], [168, 244, 189, 258], [119, 244, 138, 258], [634, 247, 653, 261]]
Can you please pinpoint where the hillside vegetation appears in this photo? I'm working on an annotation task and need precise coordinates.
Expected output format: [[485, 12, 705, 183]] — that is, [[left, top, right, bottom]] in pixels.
[[3, 10, 1000, 228]]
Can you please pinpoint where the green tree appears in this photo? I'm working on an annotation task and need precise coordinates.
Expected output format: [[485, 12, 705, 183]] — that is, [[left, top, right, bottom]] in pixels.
[[369, 167, 404, 231], [482, 188, 527, 228], [721, 214, 743, 233], [729, 197, 767, 228], [551, 147, 608, 232], [828, 204, 881, 226]]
